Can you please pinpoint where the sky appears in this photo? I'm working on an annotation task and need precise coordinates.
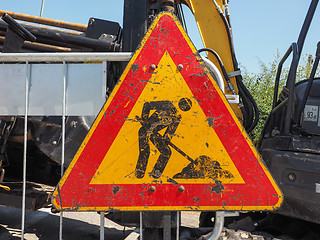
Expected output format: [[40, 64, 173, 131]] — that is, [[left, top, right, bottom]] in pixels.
[[1, 0, 320, 74]]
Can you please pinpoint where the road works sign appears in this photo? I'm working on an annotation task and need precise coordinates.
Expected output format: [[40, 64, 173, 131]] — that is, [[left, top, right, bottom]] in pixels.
[[52, 12, 282, 211]]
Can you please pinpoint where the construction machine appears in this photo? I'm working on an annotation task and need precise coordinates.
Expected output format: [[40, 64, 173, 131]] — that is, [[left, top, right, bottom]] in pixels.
[[196, 0, 320, 227], [258, 0, 320, 225], [0, 0, 319, 235]]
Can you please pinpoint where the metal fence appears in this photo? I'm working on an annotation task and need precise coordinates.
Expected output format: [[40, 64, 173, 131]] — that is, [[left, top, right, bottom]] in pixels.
[[0, 52, 237, 240], [0, 52, 132, 240]]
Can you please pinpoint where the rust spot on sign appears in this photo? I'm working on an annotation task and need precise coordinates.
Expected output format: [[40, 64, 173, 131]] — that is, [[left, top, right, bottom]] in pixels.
[[131, 64, 139, 72], [167, 178, 179, 185], [209, 180, 224, 194], [113, 186, 121, 195]]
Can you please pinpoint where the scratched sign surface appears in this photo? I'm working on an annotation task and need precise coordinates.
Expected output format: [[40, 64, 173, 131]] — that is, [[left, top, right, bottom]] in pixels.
[[52, 12, 283, 211]]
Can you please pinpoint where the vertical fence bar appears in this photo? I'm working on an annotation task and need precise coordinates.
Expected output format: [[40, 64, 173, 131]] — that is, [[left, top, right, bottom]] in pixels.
[[59, 61, 67, 240], [103, 61, 107, 99], [163, 213, 171, 240], [139, 212, 143, 240], [21, 62, 30, 240], [100, 212, 105, 240], [176, 211, 180, 240], [100, 62, 107, 240]]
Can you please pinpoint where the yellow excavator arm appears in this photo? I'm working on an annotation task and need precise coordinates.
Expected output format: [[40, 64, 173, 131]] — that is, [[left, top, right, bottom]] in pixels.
[[181, 0, 242, 118]]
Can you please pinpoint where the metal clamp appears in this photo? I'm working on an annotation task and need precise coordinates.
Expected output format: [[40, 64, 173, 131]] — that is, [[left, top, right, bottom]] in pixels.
[[226, 94, 239, 104], [227, 70, 241, 78]]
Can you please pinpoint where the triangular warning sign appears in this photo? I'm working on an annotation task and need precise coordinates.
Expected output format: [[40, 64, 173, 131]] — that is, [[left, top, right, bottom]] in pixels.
[[52, 12, 282, 211]]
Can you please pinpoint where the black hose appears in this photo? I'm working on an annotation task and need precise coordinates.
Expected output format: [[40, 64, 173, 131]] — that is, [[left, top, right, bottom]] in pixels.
[[212, 1, 259, 132], [198, 48, 235, 94], [198, 48, 248, 122], [198, 45, 259, 132], [238, 76, 259, 132]]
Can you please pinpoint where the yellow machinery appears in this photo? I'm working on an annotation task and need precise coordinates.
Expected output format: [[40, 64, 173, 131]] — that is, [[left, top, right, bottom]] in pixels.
[[182, 0, 258, 130]]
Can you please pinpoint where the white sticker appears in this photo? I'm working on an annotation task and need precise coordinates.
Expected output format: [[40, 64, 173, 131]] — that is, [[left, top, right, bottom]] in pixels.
[[316, 183, 320, 193], [304, 105, 318, 122]]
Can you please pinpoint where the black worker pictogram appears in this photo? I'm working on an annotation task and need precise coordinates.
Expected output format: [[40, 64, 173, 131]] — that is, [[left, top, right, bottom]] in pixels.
[[135, 98, 192, 178]]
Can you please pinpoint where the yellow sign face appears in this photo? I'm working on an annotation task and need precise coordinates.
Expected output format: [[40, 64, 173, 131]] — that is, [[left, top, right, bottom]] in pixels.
[[90, 51, 244, 185]]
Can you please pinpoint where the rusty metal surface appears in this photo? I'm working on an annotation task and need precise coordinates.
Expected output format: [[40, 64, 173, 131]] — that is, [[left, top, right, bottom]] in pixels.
[[0, 36, 72, 52], [52, 12, 282, 212], [0, 10, 87, 32], [0, 21, 119, 52]]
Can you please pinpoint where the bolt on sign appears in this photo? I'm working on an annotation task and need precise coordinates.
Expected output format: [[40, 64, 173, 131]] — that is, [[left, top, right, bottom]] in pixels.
[[52, 12, 283, 211]]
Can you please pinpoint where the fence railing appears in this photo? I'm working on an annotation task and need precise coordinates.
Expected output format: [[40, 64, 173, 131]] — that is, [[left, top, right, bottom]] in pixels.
[[0, 52, 132, 240], [0, 52, 237, 240]]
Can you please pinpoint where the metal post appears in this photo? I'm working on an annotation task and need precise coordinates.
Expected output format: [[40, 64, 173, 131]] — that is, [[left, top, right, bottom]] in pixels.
[[163, 212, 171, 240], [122, 0, 148, 53], [21, 62, 30, 240], [40, 0, 45, 17], [176, 211, 180, 240], [100, 212, 105, 240], [100, 63, 107, 240], [139, 212, 143, 240], [103, 61, 107, 98], [59, 61, 67, 240]]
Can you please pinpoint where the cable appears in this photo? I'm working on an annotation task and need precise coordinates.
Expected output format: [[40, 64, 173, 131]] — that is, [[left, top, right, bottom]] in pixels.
[[198, 48, 236, 95]]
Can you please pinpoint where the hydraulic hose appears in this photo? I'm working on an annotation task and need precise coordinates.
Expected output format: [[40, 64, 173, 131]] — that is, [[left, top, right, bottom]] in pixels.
[[212, 0, 259, 132], [198, 48, 235, 94]]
